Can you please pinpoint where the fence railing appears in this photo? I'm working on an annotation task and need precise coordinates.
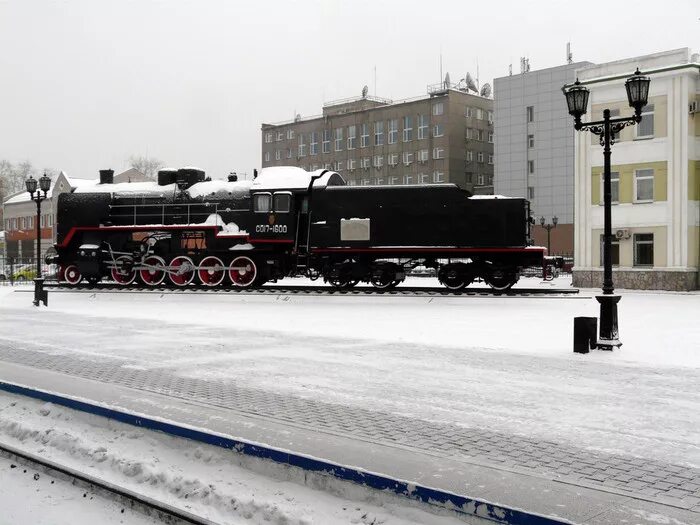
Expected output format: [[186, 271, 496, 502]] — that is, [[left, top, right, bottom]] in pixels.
[[0, 257, 58, 286]]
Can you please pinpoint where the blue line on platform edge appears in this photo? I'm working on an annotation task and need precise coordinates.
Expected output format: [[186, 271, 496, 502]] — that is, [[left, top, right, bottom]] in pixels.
[[0, 380, 570, 525]]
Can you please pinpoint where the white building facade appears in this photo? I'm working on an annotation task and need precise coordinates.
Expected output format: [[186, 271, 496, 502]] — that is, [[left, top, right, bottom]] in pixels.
[[573, 48, 699, 291]]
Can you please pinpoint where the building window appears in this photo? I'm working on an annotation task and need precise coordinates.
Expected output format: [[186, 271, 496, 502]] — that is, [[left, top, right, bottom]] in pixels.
[[335, 128, 343, 151], [528, 160, 534, 174], [433, 171, 445, 183], [419, 173, 430, 184], [634, 169, 654, 202], [599, 171, 620, 204], [487, 111, 493, 124], [433, 123, 444, 137], [264, 151, 270, 162], [475, 108, 484, 120], [634, 233, 654, 266], [403, 116, 413, 141], [528, 186, 535, 199], [375, 178, 384, 185], [286, 148, 292, 159], [310, 131, 318, 155], [488, 155, 494, 165], [373, 155, 383, 168], [374, 121, 384, 146], [432, 102, 444, 116], [388, 119, 398, 144], [465, 107, 472, 118], [40, 215, 45, 227], [361, 157, 371, 169], [599, 235, 620, 266], [264, 132, 272, 143], [276, 131, 284, 141], [322, 129, 331, 153], [418, 149, 429, 162], [488, 132, 494, 143], [477, 152, 484, 163], [298, 135, 306, 157], [348, 158, 357, 170], [433, 147, 444, 159], [362, 179, 370, 186], [287, 129, 295, 140], [526, 106, 534, 122], [466, 150, 473, 162], [388, 153, 399, 166], [334, 160, 343, 171], [636, 104, 654, 139], [403, 152, 413, 165], [360, 123, 369, 148], [404, 175, 413, 184], [528, 134, 535, 148], [347, 125, 356, 149], [275, 150, 281, 161], [418, 115, 428, 139], [477, 174, 485, 185]]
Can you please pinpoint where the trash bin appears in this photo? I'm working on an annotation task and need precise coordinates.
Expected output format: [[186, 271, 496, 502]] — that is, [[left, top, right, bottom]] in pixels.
[[573, 316, 597, 354]]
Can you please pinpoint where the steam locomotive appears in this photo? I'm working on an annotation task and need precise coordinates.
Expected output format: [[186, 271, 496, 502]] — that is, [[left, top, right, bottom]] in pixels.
[[51, 166, 544, 291]]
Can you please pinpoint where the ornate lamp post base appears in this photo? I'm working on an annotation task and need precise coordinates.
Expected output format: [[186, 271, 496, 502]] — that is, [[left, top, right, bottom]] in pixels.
[[595, 294, 622, 350], [33, 277, 48, 307]]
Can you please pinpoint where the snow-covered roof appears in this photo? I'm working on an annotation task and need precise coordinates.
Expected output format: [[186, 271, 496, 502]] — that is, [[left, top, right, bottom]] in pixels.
[[469, 194, 514, 199], [251, 167, 345, 191]]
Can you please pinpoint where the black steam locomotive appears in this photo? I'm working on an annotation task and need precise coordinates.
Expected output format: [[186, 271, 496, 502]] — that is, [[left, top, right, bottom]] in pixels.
[[51, 166, 544, 291]]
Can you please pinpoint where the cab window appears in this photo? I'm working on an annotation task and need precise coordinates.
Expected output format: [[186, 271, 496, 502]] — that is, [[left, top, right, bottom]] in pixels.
[[273, 192, 291, 213], [253, 193, 271, 213]]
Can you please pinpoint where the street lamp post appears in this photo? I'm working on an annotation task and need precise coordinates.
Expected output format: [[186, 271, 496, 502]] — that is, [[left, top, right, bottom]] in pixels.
[[539, 215, 558, 254], [26, 173, 52, 307], [563, 69, 650, 350]]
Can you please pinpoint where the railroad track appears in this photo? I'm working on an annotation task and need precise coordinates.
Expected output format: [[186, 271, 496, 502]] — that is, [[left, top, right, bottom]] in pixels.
[[37, 282, 580, 297], [0, 440, 218, 525]]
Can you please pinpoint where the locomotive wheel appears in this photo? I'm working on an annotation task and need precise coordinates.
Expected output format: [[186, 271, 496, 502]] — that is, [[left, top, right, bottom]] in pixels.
[[139, 255, 166, 286], [485, 266, 519, 291], [198, 256, 225, 287], [63, 265, 83, 286], [438, 263, 473, 291], [328, 277, 358, 288], [370, 264, 398, 290], [229, 256, 257, 287], [111, 256, 136, 285], [168, 256, 196, 287]]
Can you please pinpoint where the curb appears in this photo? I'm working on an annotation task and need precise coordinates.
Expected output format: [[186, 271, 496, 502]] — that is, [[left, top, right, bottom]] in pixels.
[[0, 380, 571, 525]]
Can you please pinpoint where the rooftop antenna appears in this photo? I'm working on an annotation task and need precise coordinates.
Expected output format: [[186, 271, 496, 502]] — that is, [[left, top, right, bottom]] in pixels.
[[566, 42, 573, 64], [509, 63, 513, 76], [362, 85, 368, 98]]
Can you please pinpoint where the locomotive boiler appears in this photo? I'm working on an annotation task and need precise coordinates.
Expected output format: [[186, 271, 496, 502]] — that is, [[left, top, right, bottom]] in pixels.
[[52, 166, 544, 290]]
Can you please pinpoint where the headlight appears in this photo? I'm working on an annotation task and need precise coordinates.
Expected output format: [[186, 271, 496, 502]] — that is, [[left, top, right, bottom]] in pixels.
[[80, 250, 85, 256]]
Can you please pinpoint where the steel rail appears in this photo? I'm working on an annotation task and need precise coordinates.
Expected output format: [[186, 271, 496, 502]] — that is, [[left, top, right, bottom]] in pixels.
[[38, 282, 580, 297], [0, 440, 219, 525]]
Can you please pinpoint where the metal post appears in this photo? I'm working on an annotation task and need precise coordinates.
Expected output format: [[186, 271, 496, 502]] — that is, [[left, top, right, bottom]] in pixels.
[[596, 109, 620, 349], [33, 196, 47, 307]]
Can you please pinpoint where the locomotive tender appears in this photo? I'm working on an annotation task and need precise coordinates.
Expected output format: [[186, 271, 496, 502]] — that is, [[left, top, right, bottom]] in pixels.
[[52, 166, 544, 291]]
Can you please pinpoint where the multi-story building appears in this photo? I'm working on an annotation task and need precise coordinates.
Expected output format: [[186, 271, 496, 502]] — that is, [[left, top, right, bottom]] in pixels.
[[261, 83, 494, 194], [573, 48, 699, 291], [494, 60, 593, 255], [2, 168, 147, 259]]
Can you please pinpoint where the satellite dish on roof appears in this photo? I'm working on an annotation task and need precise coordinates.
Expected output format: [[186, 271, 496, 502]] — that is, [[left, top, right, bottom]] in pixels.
[[294, 113, 301, 122], [362, 85, 368, 98], [480, 83, 492, 98], [465, 72, 478, 93]]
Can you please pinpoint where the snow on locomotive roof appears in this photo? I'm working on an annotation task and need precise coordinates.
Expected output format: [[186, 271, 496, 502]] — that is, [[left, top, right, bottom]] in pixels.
[[469, 194, 514, 199], [251, 167, 345, 190], [186, 179, 252, 198], [73, 181, 172, 194]]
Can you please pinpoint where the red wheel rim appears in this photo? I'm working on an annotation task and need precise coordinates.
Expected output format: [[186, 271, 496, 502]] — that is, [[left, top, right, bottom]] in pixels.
[[229, 256, 257, 287], [168, 256, 195, 286], [198, 256, 225, 287], [111, 256, 136, 285], [63, 265, 82, 286], [140, 256, 166, 286]]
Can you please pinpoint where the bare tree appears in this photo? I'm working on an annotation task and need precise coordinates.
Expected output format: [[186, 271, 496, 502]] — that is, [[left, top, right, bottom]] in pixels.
[[128, 155, 164, 180]]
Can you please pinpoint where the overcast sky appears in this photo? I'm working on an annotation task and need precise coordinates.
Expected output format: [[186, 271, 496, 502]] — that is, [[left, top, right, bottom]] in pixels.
[[0, 0, 697, 181]]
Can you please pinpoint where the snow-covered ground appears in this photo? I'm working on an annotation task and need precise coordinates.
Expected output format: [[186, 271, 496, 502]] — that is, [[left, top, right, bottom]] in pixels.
[[0, 391, 470, 525], [0, 277, 698, 521]]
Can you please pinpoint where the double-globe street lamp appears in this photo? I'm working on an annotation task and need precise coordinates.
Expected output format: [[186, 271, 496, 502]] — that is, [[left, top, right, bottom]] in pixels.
[[539, 215, 558, 254], [25, 172, 52, 307], [563, 69, 650, 350]]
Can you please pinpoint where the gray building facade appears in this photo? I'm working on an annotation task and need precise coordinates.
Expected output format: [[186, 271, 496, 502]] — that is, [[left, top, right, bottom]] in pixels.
[[494, 61, 592, 255], [261, 85, 494, 194]]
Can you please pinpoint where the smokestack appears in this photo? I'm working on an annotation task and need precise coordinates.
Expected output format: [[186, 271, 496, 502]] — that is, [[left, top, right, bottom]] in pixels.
[[228, 173, 238, 182], [99, 169, 114, 184]]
